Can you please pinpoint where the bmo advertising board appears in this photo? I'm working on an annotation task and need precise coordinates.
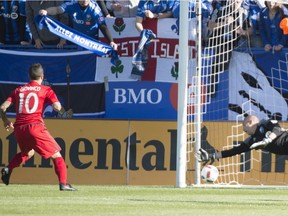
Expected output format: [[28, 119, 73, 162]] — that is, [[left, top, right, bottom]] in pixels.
[[105, 82, 178, 120]]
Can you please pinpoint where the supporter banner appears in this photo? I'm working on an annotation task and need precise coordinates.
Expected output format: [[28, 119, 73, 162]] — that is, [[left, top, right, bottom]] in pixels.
[[0, 83, 105, 118], [97, 18, 197, 82], [0, 48, 97, 83], [228, 51, 288, 121]]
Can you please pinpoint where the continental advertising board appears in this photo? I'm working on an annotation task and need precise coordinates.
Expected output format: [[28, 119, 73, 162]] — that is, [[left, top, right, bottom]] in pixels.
[[1, 119, 288, 186]]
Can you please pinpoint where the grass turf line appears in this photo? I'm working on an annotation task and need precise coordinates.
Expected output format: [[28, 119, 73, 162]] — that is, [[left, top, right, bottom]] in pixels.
[[0, 184, 288, 216]]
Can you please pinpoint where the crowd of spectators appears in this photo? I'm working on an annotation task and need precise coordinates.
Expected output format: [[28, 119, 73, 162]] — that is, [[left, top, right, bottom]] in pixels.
[[0, 0, 288, 52]]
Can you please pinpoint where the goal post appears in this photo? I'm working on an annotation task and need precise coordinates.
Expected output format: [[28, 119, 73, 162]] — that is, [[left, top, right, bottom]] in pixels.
[[176, 0, 189, 188], [176, 0, 288, 187], [176, 0, 204, 187]]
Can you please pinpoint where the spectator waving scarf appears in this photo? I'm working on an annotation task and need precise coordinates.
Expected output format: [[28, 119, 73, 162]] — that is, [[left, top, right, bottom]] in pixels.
[[34, 15, 119, 65]]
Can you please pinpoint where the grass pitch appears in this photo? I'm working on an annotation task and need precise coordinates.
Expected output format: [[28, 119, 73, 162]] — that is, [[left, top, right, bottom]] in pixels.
[[1, 184, 288, 216]]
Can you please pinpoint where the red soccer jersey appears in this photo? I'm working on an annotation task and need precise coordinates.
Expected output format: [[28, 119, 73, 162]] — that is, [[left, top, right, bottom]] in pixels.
[[6, 81, 59, 126]]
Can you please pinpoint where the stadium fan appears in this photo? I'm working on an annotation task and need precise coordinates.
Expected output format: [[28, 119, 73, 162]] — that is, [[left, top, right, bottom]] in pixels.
[[241, 0, 265, 48], [39, 0, 118, 51], [96, 0, 111, 17], [135, 0, 174, 33], [105, 0, 139, 18], [172, 0, 213, 45], [0, 0, 31, 45], [26, 0, 69, 49], [259, 1, 288, 52], [0, 63, 76, 191], [196, 115, 288, 164]]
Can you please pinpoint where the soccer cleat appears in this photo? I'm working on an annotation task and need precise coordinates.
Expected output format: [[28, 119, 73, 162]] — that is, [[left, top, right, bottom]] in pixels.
[[1, 167, 11, 185], [59, 183, 77, 191]]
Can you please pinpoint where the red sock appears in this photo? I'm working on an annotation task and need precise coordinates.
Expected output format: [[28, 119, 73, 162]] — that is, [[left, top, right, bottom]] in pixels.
[[8, 153, 30, 171], [53, 157, 67, 185]]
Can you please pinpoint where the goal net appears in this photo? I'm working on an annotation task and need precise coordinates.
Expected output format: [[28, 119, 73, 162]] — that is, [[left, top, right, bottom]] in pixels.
[[182, 0, 288, 186]]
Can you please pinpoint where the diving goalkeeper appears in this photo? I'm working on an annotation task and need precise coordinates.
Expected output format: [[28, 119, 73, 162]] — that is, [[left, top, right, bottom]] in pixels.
[[196, 115, 288, 164]]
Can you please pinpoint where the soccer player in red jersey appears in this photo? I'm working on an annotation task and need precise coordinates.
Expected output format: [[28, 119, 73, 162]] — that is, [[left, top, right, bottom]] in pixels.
[[0, 63, 76, 191]]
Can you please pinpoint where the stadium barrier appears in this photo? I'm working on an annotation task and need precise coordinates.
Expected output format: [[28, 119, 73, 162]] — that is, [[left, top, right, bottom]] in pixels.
[[1, 119, 288, 185]]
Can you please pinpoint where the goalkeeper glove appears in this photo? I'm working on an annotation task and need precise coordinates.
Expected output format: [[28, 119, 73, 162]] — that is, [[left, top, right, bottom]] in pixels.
[[250, 137, 272, 150], [195, 148, 219, 165]]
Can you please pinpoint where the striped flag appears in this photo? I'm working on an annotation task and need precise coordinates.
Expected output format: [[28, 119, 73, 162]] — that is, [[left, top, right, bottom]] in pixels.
[[97, 17, 197, 82]]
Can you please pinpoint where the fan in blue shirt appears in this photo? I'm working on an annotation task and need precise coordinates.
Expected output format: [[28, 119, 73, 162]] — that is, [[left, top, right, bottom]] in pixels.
[[0, 0, 31, 44], [39, 0, 117, 50], [135, 0, 175, 33]]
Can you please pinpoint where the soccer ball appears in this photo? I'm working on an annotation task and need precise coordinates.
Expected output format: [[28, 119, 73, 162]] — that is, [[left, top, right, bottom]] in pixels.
[[201, 165, 219, 183]]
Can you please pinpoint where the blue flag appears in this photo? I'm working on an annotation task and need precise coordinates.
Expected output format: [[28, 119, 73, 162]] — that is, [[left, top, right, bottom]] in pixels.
[[34, 15, 119, 65]]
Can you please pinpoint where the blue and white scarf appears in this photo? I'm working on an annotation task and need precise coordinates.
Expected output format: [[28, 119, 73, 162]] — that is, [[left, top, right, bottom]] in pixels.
[[34, 15, 119, 65], [131, 29, 156, 79]]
